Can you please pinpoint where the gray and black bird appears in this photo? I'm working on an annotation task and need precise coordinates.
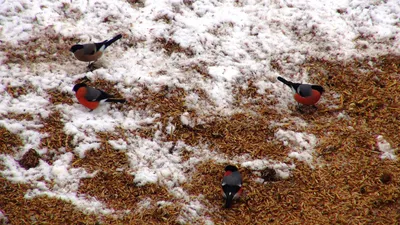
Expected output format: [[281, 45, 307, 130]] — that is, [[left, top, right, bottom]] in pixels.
[[70, 34, 122, 66], [222, 165, 243, 208]]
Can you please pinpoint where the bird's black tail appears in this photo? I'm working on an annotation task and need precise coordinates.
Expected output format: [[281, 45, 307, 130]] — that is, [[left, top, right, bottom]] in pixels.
[[104, 34, 123, 49], [277, 76, 293, 87], [105, 98, 126, 103], [225, 194, 234, 208]]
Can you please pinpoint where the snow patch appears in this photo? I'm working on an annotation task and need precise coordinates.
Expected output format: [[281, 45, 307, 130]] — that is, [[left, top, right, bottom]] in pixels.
[[275, 129, 317, 166], [376, 135, 397, 160]]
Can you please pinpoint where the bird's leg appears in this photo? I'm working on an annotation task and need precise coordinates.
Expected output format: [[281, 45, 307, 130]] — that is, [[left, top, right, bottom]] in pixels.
[[87, 62, 95, 71], [296, 103, 305, 113], [295, 103, 301, 111]]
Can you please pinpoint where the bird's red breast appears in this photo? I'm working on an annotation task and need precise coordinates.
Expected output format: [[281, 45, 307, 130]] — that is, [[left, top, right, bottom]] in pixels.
[[75, 87, 99, 110], [294, 89, 322, 105]]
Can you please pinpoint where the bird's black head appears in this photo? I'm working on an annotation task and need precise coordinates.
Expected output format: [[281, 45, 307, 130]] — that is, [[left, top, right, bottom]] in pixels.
[[225, 165, 238, 172], [73, 83, 87, 92], [70, 44, 84, 53], [311, 85, 325, 94]]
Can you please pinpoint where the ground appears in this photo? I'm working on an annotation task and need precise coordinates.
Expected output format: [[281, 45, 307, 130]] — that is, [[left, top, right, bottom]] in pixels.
[[1, 0, 400, 224]]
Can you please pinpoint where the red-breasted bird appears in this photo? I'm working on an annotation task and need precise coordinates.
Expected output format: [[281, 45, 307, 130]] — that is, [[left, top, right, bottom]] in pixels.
[[70, 34, 122, 65], [277, 76, 324, 106], [72, 83, 126, 111], [222, 165, 243, 208]]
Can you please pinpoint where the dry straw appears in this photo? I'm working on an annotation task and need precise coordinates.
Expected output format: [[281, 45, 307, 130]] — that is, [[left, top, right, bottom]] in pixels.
[[1, 55, 399, 224]]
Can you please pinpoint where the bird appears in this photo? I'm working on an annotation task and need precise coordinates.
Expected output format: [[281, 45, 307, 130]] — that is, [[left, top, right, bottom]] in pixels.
[[70, 34, 122, 66], [277, 76, 324, 106], [222, 165, 243, 208], [72, 82, 126, 111]]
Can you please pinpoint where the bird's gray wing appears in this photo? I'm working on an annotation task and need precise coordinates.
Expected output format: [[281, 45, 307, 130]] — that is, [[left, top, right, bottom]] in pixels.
[[84, 86, 102, 101], [82, 43, 97, 55], [297, 84, 313, 97], [222, 171, 242, 186]]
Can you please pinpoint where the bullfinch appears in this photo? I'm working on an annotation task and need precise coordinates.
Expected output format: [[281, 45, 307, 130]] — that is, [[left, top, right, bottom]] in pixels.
[[277, 76, 324, 106], [222, 165, 243, 208], [72, 83, 126, 111], [70, 34, 122, 65]]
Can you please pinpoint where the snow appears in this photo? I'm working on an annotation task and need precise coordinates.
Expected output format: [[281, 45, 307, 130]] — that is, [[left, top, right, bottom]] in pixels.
[[376, 135, 397, 160], [1, 153, 118, 214], [1, 93, 50, 117], [108, 139, 128, 151], [136, 198, 152, 211], [1, 0, 399, 223], [0, 210, 8, 225], [178, 198, 211, 225], [126, 135, 188, 187], [241, 159, 294, 180], [275, 129, 317, 166], [0, 119, 46, 152], [180, 112, 192, 127]]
